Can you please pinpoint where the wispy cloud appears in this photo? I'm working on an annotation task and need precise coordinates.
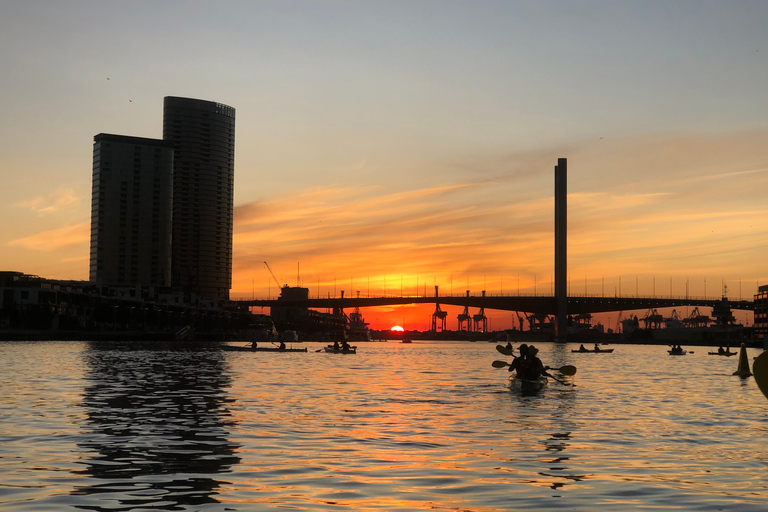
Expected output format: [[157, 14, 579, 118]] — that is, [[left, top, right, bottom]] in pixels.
[[8, 223, 89, 251], [232, 129, 768, 304], [14, 187, 81, 213]]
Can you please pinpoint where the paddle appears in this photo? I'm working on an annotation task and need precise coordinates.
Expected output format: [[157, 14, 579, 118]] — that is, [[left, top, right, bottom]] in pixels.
[[496, 345, 513, 356], [753, 351, 768, 400], [491, 360, 577, 376], [544, 372, 575, 386]]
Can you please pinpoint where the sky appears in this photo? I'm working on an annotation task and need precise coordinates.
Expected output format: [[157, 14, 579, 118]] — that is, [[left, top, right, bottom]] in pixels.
[[1, 0, 767, 330]]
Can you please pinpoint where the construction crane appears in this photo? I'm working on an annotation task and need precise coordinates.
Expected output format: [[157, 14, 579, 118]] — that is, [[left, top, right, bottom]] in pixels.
[[263, 262, 285, 290]]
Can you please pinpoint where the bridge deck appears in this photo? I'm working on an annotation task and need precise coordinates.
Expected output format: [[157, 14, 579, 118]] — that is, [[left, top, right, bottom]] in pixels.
[[236, 296, 753, 315]]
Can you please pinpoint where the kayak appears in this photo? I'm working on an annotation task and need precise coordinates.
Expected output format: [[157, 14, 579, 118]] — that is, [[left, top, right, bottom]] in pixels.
[[708, 352, 736, 356], [571, 348, 614, 353], [508, 375, 548, 393], [324, 346, 357, 354], [223, 345, 307, 352], [668, 350, 687, 356]]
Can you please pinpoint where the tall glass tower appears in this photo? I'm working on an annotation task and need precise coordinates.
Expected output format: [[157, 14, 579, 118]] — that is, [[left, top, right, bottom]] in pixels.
[[89, 133, 174, 288], [163, 97, 235, 300]]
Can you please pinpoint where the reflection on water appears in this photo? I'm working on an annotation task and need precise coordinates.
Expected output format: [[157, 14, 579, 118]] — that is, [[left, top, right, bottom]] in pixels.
[[2, 341, 768, 511], [72, 342, 240, 510]]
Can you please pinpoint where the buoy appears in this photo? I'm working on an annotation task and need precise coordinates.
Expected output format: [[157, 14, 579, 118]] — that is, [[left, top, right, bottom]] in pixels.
[[733, 342, 752, 378]]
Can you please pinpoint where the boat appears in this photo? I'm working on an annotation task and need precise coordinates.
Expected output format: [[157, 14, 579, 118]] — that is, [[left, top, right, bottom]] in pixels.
[[668, 349, 687, 355], [324, 345, 357, 354], [402, 339, 412, 344], [571, 347, 614, 353], [222, 345, 308, 352], [508, 375, 548, 393], [346, 302, 371, 342], [708, 351, 737, 356]]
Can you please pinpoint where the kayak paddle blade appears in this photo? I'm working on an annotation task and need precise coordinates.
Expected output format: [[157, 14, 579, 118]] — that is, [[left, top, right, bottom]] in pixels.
[[753, 351, 768, 400], [492, 360, 510, 368]]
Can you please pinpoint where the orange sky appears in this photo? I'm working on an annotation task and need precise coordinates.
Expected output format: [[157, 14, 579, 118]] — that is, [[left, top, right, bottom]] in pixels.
[[2, 3, 767, 332]]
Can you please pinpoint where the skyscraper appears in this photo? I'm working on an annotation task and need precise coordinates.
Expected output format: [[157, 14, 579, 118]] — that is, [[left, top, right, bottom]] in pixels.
[[163, 97, 235, 300], [89, 134, 174, 287]]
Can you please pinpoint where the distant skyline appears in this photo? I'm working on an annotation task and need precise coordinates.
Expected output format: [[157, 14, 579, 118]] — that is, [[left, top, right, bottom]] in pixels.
[[2, 1, 767, 329]]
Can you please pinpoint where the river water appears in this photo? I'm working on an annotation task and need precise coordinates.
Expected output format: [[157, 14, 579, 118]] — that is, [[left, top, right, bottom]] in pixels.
[[1, 340, 766, 511]]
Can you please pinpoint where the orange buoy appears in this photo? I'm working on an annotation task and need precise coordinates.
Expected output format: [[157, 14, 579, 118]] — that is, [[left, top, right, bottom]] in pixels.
[[733, 343, 752, 378]]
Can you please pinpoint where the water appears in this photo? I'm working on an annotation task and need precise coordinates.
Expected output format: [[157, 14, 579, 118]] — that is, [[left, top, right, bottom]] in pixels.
[[1, 340, 767, 511]]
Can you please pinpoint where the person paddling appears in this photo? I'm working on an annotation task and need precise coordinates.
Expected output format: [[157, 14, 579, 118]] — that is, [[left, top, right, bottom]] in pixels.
[[508, 343, 528, 377], [521, 345, 547, 380]]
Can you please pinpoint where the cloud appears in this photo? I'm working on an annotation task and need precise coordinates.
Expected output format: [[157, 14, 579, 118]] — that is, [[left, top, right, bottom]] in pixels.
[[14, 187, 81, 213], [8, 223, 90, 251], [231, 128, 768, 303]]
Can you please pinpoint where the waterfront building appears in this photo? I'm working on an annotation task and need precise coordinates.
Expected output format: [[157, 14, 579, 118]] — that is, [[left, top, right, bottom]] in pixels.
[[163, 97, 235, 300], [755, 284, 768, 339], [89, 133, 173, 287]]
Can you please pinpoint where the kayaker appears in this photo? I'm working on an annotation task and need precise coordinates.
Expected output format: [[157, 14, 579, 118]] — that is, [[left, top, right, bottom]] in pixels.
[[279, 341, 286, 350], [579, 344, 587, 352], [333, 340, 340, 352], [508, 343, 528, 376], [340, 340, 351, 352], [718, 346, 725, 354], [521, 345, 547, 380], [594, 343, 600, 351], [505, 341, 513, 353]]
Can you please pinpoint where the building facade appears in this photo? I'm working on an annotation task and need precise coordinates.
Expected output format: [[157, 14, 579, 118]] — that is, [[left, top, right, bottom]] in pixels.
[[163, 97, 236, 300], [89, 133, 173, 287], [755, 284, 768, 339]]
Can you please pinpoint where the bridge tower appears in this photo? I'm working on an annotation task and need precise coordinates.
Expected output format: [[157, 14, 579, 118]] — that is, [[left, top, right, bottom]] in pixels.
[[431, 286, 448, 332], [457, 290, 472, 331], [555, 157, 568, 342], [473, 290, 488, 332]]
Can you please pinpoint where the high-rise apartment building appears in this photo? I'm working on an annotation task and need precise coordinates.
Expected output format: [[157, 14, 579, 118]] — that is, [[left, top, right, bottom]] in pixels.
[[89, 133, 174, 287], [163, 97, 236, 300]]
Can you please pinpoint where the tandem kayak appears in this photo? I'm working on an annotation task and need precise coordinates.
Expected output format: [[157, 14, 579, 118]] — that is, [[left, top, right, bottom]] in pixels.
[[222, 345, 308, 352], [508, 375, 548, 393], [668, 350, 687, 355], [708, 351, 736, 356], [571, 348, 614, 353], [324, 346, 357, 354]]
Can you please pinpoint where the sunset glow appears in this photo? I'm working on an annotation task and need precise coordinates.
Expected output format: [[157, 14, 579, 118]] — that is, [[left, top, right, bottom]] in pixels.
[[390, 326, 405, 332], [1, 3, 766, 333]]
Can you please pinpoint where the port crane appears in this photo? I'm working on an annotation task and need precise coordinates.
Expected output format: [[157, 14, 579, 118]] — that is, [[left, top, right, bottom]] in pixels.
[[263, 262, 286, 290]]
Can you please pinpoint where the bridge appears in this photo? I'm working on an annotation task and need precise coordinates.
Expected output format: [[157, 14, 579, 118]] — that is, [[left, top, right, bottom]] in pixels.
[[235, 294, 754, 316], [237, 158, 756, 337]]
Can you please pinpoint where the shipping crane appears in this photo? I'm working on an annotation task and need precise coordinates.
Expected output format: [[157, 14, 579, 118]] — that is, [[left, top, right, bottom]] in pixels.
[[263, 262, 285, 290]]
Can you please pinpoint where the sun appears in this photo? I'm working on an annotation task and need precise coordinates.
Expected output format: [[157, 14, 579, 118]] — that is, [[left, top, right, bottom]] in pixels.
[[390, 325, 404, 332]]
